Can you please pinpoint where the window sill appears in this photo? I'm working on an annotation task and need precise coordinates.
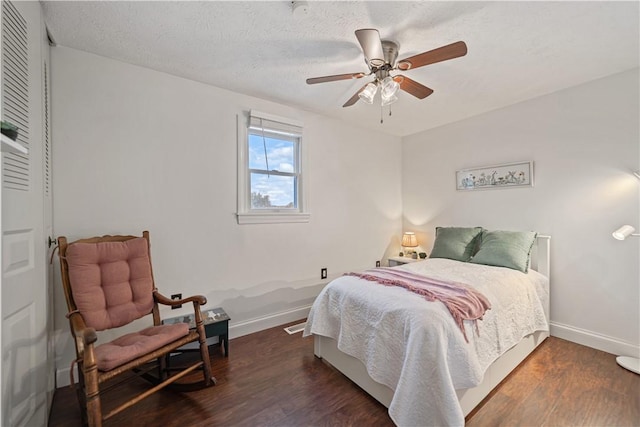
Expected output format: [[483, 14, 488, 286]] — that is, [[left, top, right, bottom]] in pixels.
[[236, 212, 311, 225], [1, 134, 28, 154]]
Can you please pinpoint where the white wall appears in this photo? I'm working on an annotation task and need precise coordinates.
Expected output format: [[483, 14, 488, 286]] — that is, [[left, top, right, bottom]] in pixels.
[[51, 46, 402, 385], [402, 68, 640, 356]]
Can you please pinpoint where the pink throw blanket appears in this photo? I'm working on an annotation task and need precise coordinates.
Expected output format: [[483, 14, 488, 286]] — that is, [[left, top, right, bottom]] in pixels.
[[345, 268, 491, 342]]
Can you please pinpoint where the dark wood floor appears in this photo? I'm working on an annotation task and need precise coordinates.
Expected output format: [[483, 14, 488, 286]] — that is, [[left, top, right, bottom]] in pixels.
[[49, 321, 639, 426]]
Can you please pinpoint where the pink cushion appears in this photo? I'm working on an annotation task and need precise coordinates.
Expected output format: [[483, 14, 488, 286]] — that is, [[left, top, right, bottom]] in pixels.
[[95, 323, 190, 371], [66, 237, 155, 331]]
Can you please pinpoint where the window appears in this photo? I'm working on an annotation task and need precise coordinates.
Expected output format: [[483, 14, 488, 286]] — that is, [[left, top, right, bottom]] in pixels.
[[237, 111, 309, 224]]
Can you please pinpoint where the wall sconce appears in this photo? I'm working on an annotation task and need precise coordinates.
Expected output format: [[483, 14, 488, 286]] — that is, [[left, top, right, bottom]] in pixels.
[[401, 232, 418, 256], [612, 224, 640, 374]]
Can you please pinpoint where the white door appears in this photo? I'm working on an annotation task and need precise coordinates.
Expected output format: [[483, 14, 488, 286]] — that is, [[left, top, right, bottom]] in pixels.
[[42, 12, 56, 414], [1, 1, 50, 426]]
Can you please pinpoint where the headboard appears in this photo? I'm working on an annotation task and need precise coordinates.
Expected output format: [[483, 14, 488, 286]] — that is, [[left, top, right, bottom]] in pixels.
[[530, 235, 551, 278]]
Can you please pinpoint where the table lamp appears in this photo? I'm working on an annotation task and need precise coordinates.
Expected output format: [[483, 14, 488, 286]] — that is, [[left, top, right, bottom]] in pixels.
[[402, 232, 418, 256]]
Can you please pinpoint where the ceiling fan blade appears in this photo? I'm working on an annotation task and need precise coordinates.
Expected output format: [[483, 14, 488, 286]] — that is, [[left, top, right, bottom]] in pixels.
[[393, 75, 434, 99], [342, 84, 369, 107], [396, 41, 467, 71], [355, 29, 385, 67], [306, 72, 366, 85]]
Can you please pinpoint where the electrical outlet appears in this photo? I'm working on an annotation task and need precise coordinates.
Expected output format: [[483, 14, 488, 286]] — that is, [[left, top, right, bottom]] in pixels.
[[321, 268, 327, 280], [376, 260, 381, 267], [171, 293, 182, 309]]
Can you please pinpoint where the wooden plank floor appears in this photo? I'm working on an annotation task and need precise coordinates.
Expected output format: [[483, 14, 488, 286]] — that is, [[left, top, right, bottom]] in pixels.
[[49, 321, 639, 426]]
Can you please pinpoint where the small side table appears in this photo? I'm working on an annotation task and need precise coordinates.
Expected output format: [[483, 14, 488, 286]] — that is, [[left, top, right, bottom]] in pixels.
[[388, 256, 424, 267], [164, 307, 230, 356]]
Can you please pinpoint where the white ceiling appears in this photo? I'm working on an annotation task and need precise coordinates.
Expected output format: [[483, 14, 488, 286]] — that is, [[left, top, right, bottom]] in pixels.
[[41, 1, 639, 137]]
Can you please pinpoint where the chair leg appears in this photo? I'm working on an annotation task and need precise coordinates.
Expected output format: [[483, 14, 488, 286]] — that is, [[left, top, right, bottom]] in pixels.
[[83, 354, 103, 427], [196, 326, 216, 386], [158, 354, 167, 381], [76, 366, 89, 426]]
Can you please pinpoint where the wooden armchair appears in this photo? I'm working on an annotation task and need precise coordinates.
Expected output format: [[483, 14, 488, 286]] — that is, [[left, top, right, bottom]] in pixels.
[[58, 231, 215, 427]]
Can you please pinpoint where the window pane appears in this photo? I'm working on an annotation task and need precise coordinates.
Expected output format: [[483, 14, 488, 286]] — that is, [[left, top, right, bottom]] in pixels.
[[250, 173, 296, 209], [248, 134, 296, 172]]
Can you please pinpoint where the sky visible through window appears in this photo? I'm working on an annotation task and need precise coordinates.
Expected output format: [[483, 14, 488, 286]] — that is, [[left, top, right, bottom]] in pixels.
[[249, 134, 296, 208]]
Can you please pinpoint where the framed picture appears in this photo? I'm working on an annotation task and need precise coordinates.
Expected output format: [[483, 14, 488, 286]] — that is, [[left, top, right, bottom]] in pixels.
[[456, 161, 533, 191]]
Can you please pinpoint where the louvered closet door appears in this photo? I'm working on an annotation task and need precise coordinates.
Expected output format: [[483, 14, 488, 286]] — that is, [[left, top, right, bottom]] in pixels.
[[1, 1, 49, 426]]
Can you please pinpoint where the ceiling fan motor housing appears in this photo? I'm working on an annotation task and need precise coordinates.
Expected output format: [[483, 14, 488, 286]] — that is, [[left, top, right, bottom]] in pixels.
[[369, 41, 399, 81], [381, 40, 399, 67]]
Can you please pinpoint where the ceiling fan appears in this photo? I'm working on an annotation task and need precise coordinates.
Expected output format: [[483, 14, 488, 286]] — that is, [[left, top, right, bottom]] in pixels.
[[306, 29, 468, 108]]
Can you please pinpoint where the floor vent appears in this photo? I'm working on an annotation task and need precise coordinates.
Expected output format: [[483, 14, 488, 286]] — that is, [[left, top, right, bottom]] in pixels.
[[284, 322, 307, 335]]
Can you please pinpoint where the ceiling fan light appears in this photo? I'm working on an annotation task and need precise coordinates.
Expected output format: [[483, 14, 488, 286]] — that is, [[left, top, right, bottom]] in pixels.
[[381, 93, 398, 106], [358, 82, 378, 104], [381, 76, 399, 98]]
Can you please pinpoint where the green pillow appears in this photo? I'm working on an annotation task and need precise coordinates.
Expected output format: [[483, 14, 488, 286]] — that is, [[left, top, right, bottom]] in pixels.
[[430, 227, 483, 262], [470, 230, 537, 273]]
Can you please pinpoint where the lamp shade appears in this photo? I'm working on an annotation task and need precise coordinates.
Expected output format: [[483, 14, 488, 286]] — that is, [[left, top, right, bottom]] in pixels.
[[402, 232, 418, 247], [358, 82, 378, 104], [381, 76, 399, 98], [381, 93, 398, 106], [612, 225, 636, 240]]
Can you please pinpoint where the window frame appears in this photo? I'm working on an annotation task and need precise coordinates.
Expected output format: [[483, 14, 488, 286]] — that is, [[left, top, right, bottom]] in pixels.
[[237, 110, 310, 224]]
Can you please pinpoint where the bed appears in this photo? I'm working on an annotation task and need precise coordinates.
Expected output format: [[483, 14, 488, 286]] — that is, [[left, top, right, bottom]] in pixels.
[[304, 230, 550, 426]]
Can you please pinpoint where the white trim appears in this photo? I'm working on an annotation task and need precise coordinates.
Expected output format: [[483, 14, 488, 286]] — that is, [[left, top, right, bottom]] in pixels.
[[56, 364, 78, 389], [249, 110, 304, 128], [550, 321, 640, 357], [237, 113, 249, 215], [237, 212, 310, 224], [236, 112, 310, 224]]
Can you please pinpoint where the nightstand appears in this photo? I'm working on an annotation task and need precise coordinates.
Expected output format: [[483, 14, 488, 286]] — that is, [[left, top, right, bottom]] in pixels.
[[388, 256, 424, 267], [164, 307, 230, 356]]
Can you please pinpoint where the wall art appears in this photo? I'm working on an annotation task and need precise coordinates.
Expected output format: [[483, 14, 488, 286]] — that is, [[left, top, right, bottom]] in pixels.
[[456, 161, 533, 191]]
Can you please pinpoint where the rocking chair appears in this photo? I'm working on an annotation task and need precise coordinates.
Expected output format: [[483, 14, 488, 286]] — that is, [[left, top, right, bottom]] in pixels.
[[58, 231, 215, 427]]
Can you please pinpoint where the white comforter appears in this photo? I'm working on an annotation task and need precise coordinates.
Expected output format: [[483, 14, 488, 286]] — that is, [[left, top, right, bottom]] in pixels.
[[303, 258, 549, 426]]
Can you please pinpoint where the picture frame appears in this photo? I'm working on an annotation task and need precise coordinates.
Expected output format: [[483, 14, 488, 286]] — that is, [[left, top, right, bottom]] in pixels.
[[456, 161, 533, 191]]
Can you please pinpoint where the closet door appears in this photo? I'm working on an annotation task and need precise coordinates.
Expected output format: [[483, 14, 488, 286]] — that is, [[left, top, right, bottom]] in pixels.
[[0, 1, 49, 426]]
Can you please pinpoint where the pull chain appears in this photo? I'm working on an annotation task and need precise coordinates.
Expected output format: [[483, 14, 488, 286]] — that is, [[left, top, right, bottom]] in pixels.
[[380, 105, 393, 124]]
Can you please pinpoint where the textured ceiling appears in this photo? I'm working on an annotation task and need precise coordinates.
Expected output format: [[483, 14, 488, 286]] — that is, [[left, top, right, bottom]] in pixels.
[[41, 1, 639, 137]]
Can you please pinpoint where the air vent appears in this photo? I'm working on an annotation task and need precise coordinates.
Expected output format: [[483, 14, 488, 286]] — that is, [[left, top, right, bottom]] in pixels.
[[284, 322, 307, 335], [2, 0, 30, 192]]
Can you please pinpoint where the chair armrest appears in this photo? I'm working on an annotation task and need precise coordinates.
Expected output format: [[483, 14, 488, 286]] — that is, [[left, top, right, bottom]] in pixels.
[[154, 291, 207, 307], [155, 291, 210, 345], [67, 311, 97, 356]]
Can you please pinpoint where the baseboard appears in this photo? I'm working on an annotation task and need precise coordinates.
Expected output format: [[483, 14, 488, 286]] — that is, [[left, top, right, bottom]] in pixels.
[[550, 321, 639, 357], [56, 364, 78, 389], [229, 304, 311, 339], [55, 304, 312, 388]]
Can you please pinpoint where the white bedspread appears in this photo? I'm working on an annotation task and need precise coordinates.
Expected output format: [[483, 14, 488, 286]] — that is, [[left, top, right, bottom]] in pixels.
[[303, 258, 549, 426]]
